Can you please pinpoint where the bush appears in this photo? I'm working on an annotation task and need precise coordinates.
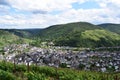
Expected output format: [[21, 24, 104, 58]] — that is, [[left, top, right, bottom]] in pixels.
[[0, 69, 16, 80], [25, 72, 46, 80], [0, 61, 14, 72]]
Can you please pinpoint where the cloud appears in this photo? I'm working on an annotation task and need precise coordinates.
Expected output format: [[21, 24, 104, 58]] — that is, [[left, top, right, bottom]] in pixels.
[[0, 13, 48, 29], [32, 10, 48, 14], [7, 0, 88, 12], [0, 5, 10, 14], [97, 0, 120, 8], [0, 0, 120, 28], [0, 0, 9, 6]]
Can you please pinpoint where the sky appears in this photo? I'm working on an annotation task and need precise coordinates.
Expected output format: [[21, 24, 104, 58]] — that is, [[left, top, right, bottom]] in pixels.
[[0, 0, 120, 29]]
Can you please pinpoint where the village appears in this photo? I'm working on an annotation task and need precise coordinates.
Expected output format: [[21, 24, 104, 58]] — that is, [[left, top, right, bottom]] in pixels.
[[0, 44, 120, 72]]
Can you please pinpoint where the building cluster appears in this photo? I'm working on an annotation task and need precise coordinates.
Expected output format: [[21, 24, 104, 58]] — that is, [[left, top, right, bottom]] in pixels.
[[0, 44, 120, 72]]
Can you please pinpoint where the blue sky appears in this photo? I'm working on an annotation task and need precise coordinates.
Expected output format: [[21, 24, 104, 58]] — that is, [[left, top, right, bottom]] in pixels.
[[0, 0, 120, 29], [72, 1, 100, 9]]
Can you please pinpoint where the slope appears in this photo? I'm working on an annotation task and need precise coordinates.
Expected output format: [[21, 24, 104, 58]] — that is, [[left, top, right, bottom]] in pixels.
[[98, 23, 120, 34], [39, 22, 120, 47], [0, 30, 32, 48], [0, 30, 19, 47], [1, 29, 41, 39], [39, 22, 102, 39]]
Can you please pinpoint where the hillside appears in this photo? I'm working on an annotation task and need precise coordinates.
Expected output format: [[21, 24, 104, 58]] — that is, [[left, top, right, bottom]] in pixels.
[[0, 30, 32, 48], [1, 29, 30, 38], [55, 29, 120, 47], [98, 23, 120, 34], [38, 22, 120, 47], [39, 22, 102, 39], [1, 29, 41, 39], [0, 30, 19, 47], [0, 29, 42, 39], [20, 29, 42, 37]]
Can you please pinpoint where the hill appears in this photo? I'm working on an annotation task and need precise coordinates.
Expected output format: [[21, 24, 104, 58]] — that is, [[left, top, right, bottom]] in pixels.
[[0, 30, 19, 47], [0, 30, 32, 48], [39, 22, 102, 39], [98, 23, 120, 34], [0, 29, 41, 39], [39, 22, 120, 48]]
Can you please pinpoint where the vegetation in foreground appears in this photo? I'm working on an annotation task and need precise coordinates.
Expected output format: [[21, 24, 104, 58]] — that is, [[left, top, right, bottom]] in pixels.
[[0, 61, 120, 80]]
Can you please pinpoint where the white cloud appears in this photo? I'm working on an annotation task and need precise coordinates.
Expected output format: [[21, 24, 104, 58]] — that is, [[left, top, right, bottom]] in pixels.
[[0, 5, 10, 14], [8, 0, 68, 12], [7, 0, 88, 12], [0, 0, 120, 28], [97, 0, 120, 8]]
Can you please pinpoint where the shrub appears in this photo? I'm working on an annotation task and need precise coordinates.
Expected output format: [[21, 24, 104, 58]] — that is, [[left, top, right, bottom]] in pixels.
[[0, 69, 16, 80], [25, 72, 46, 80]]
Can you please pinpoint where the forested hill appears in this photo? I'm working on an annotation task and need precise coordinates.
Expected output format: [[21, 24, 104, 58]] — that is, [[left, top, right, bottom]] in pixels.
[[0, 30, 32, 48], [98, 23, 120, 34], [0, 30, 19, 47], [39, 22, 102, 39], [38, 22, 120, 48], [0, 29, 41, 38]]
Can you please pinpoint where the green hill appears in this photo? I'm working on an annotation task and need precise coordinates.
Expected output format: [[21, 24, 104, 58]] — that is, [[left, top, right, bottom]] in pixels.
[[98, 23, 120, 34], [39, 22, 102, 39], [1, 29, 41, 38], [0, 30, 32, 48], [0, 30, 19, 47], [38, 22, 120, 48]]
